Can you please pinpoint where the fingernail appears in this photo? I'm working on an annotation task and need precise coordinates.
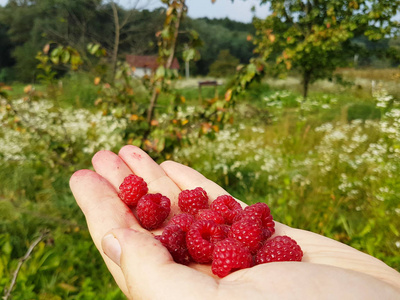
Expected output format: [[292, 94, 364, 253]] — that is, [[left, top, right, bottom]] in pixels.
[[102, 234, 121, 266]]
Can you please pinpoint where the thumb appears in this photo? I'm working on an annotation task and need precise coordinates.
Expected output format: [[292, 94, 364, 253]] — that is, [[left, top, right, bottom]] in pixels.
[[102, 228, 218, 299], [102, 228, 169, 268]]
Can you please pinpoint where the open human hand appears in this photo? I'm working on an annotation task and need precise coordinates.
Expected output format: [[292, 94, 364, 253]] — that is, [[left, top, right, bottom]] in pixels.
[[70, 145, 400, 299]]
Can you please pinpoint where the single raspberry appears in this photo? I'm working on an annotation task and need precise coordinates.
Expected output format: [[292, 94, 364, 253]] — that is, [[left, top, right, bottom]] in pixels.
[[118, 174, 148, 206], [178, 187, 209, 215], [255, 236, 303, 264], [196, 209, 225, 224], [228, 217, 265, 254], [186, 220, 225, 263], [236, 202, 275, 239], [168, 213, 195, 232], [210, 195, 243, 224], [137, 193, 170, 230], [212, 238, 253, 278], [157, 224, 191, 265]]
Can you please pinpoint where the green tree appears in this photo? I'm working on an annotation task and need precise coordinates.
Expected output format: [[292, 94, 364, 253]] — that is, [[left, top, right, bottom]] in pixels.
[[0, 0, 103, 81], [208, 49, 240, 77], [185, 17, 254, 75], [225, 0, 400, 98]]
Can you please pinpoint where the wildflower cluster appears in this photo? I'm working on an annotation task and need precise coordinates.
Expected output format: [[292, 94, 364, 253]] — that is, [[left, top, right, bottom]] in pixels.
[[0, 98, 127, 165]]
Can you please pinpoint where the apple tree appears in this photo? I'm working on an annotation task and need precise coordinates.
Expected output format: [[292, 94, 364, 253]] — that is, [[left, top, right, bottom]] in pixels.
[[220, 0, 400, 98]]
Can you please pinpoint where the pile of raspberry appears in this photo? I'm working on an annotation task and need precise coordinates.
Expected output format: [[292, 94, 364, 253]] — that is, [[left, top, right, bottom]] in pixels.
[[119, 174, 303, 278]]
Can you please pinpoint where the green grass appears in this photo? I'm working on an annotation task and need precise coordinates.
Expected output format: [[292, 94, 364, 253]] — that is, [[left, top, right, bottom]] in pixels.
[[58, 73, 99, 109], [6, 82, 46, 98]]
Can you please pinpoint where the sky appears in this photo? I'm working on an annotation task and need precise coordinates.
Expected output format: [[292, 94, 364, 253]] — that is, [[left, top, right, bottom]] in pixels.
[[0, 0, 270, 23], [144, 0, 270, 23]]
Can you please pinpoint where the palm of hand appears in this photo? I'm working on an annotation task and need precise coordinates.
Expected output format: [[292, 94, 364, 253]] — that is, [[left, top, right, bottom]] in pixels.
[[70, 146, 400, 299]]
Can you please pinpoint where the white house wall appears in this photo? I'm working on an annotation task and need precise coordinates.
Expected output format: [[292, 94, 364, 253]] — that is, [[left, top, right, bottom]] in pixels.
[[132, 67, 152, 77]]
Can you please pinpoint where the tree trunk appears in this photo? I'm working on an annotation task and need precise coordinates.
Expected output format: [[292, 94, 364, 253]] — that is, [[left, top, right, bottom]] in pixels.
[[146, 0, 185, 125], [146, 87, 159, 127], [111, 2, 120, 84], [185, 60, 190, 79], [165, 4, 183, 70], [143, 1, 186, 144]]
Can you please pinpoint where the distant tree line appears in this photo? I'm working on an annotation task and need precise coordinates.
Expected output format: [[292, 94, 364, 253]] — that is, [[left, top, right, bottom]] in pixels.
[[0, 0, 399, 84], [0, 0, 255, 82]]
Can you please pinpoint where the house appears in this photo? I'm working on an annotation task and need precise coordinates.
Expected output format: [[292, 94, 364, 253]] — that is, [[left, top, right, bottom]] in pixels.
[[126, 55, 180, 77]]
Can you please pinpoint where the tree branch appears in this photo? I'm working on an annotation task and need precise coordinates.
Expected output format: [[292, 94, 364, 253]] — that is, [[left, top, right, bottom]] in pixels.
[[3, 232, 48, 300], [111, 1, 120, 83]]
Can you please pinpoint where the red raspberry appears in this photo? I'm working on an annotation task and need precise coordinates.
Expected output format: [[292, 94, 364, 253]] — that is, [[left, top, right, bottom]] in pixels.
[[236, 202, 275, 239], [157, 224, 191, 265], [212, 238, 253, 278], [178, 187, 209, 215], [229, 217, 265, 254], [210, 195, 243, 224], [196, 209, 225, 224], [168, 213, 195, 232], [118, 174, 148, 206], [186, 220, 225, 263], [137, 193, 170, 230], [255, 236, 303, 264]]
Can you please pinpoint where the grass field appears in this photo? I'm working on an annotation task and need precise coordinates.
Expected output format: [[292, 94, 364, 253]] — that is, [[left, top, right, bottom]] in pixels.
[[1, 72, 400, 298]]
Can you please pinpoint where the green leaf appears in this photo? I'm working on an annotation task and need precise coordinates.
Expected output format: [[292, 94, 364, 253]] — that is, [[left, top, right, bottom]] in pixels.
[[359, 223, 372, 237], [339, 215, 352, 237], [50, 55, 60, 64], [91, 43, 100, 55], [389, 223, 399, 237], [61, 50, 70, 64], [2, 241, 12, 255], [183, 48, 196, 62], [155, 66, 166, 79]]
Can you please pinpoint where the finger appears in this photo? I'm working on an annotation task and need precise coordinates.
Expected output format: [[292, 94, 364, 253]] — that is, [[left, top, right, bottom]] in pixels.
[[118, 145, 165, 183], [92, 150, 132, 191], [102, 228, 219, 299], [70, 169, 142, 297], [70, 169, 142, 240], [118, 145, 181, 215], [223, 261, 400, 298], [284, 228, 400, 290]]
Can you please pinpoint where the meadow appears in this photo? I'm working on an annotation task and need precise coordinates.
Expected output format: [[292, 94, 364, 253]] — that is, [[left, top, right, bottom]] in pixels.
[[1, 71, 400, 298]]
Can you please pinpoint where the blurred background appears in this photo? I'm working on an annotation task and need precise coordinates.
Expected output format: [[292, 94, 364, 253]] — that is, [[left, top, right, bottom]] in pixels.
[[1, 0, 400, 298]]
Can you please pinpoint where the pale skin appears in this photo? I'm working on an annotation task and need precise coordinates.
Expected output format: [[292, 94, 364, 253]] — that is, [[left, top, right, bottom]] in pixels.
[[69, 145, 400, 300]]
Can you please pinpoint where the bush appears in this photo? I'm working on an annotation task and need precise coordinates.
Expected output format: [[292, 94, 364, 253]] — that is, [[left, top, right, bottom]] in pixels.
[[208, 50, 240, 78]]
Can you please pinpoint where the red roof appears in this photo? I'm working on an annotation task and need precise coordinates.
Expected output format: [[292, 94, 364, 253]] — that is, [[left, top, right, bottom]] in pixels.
[[126, 55, 180, 70]]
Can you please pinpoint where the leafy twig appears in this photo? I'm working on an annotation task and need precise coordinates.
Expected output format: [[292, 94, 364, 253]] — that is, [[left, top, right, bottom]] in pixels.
[[3, 231, 48, 300]]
